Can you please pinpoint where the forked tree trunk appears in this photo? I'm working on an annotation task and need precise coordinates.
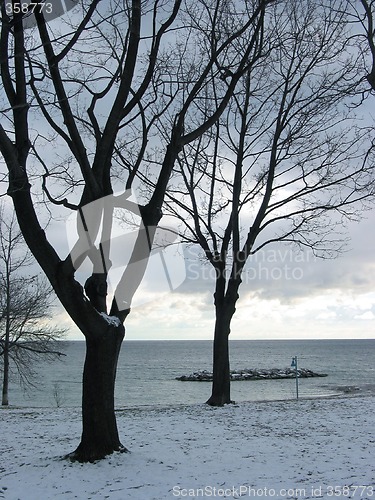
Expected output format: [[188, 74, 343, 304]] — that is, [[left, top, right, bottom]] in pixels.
[[206, 305, 235, 407], [69, 323, 126, 462]]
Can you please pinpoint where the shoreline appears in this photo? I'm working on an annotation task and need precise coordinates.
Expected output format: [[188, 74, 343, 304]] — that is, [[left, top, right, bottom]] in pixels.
[[1, 389, 372, 414]]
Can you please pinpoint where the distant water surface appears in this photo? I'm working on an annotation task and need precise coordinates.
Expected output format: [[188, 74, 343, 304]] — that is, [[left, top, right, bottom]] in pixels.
[[6, 339, 375, 408]]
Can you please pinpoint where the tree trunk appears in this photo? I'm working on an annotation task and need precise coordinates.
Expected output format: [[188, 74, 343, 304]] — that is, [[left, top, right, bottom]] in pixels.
[[206, 305, 234, 407], [2, 343, 9, 406], [68, 323, 126, 462]]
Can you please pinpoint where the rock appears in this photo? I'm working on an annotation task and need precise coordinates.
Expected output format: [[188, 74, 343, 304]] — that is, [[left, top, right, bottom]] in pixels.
[[176, 368, 327, 381]]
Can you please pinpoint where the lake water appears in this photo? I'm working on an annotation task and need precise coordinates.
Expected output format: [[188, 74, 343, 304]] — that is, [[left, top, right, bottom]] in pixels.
[[5, 339, 375, 408]]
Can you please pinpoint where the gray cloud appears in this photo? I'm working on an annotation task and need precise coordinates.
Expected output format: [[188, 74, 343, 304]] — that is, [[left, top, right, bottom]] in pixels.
[[174, 212, 375, 305]]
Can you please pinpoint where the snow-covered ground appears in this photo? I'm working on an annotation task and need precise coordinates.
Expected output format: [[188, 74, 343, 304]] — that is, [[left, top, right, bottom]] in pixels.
[[0, 396, 374, 499]]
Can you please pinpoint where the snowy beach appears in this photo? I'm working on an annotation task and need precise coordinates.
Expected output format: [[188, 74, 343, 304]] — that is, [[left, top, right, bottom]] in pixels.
[[0, 396, 374, 500]]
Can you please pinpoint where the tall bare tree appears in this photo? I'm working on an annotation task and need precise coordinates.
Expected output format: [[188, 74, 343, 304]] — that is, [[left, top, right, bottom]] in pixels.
[[166, 0, 374, 405], [0, 0, 274, 460], [353, 0, 375, 90], [0, 204, 65, 406]]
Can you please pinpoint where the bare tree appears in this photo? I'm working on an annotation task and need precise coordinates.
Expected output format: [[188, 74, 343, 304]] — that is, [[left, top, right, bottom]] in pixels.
[[0, 204, 65, 406], [0, 0, 274, 460], [166, 0, 375, 406], [353, 0, 375, 91]]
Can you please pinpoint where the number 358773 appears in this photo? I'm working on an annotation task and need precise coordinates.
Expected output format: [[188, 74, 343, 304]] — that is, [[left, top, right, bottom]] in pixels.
[[5, 2, 53, 15]]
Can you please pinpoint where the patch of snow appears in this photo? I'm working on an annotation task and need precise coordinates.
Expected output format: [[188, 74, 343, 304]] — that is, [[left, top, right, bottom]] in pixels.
[[99, 312, 121, 327]]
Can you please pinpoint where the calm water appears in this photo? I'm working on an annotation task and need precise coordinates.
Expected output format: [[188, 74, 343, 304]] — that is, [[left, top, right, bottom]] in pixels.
[[6, 339, 375, 408]]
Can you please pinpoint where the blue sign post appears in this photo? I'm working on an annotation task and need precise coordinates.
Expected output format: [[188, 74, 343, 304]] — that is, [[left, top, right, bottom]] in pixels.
[[291, 356, 299, 400]]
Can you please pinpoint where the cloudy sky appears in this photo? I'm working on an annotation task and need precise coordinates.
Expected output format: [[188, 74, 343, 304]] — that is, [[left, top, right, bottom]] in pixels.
[[49, 204, 375, 342], [47, 2, 375, 342], [126, 216, 375, 341], [1, 1, 374, 343]]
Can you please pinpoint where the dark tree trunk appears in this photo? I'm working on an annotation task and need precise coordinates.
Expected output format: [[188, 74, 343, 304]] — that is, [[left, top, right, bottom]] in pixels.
[[206, 305, 234, 407], [2, 285, 11, 406], [206, 271, 240, 407], [2, 343, 9, 406], [68, 322, 126, 462]]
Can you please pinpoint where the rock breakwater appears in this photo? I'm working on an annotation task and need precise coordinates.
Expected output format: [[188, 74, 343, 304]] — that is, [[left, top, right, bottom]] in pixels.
[[176, 368, 327, 382]]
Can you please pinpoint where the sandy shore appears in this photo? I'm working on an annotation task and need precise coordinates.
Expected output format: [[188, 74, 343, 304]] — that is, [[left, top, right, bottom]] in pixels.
[[0, 396, 374, 499]]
